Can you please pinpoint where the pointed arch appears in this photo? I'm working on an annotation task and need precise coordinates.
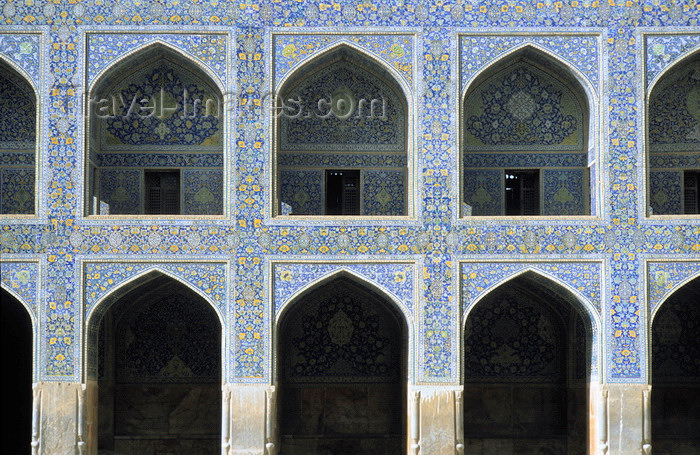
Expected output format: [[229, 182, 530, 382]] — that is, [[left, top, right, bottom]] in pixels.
[[0, 54, 39, 99], [274, 271, 409, 453], [462, 267, 601, 384], [88, 270, 223, 453], [648, 44, 700, 97], [646, 46, 700, 215], [88, 39, 225, 96], [461, 44, 595, 217], [0, 286, 35, 452], [273, 269, 413, 379], [274, 42, 412, 217], [462, 269, 597, 453], [0, 282, 37, 328]]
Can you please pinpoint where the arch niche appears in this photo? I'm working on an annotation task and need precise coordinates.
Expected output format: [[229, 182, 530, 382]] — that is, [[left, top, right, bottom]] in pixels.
[[275, 44, 410, 217], [463, 272, 595, 454], [0, 288, 33, 454], [86, 43, 224, 216], [86, 272, 222, 455], [651, 276, 700, 454], [647, 49, 700, 215], [0, 59, 37, 215], [276, 275, 408, 454], [462, 47, 593, 217]]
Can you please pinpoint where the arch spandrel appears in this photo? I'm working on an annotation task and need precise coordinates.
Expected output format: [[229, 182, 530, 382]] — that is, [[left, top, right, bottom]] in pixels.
[[83, 262, 227, 326], [461, 266, 602, 382], [272, 263, 415, 320], [648, 263, 700, 323], [0, 261, 39, 318], [0, 33, 42, 88], [460, 36, 600, 98], [87, 35, 228, 92], [645, 36, 700, 93], [461, 262, 602, 318], [273, 35, 415, 91]]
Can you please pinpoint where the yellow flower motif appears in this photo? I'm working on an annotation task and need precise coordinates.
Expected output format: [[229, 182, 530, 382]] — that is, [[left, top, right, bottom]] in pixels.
[[394, 271, 406, 283], [280, 270, 293, 281], [390, 44, 405, 58], [282, 44, 297, 58]]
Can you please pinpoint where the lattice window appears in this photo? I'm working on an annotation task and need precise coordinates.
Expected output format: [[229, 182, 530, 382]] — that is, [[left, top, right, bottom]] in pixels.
[[144, 170, 180, 214]]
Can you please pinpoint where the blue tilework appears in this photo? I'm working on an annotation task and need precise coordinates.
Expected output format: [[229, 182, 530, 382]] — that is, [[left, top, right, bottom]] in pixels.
[[0, 261, 38, 316], [363, 170, 406, 216], [279, 169, 323, 215], [83, 262, 227, 317], [87, 33, 228, 88], [0, 33, 41, 86], [0, 1, 697, 384], [272, 262, 415, 317], [0, 168, 35, 214], [649, 171, 683, 215], [647, 261, 700, 311], [542, 168, 587, 216], [98, 169, 142, 215], [274, 34, 414, 87], [461, 262, 602, 313], [182, 169, 224, 215], [460, 35, 600, 94], [646, 34, 700, 90]]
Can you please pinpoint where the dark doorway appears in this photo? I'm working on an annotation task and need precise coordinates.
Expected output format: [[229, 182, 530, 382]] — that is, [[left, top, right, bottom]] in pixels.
[[278, 277, 406, 455], [1, 289, 33, 454], [97, 276, 221, 454], [463, 274, 590, 454], [651, 277, 700, 454]]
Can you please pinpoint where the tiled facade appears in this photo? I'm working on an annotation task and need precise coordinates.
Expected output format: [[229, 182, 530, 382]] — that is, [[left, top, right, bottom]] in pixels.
[[0, 1, 699, 454]]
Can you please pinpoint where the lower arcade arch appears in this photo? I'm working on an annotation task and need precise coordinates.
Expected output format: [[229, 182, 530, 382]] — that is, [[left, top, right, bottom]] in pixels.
[[87, 273, 222, 454], [651, 276, 700, 454], [275, 276, 408, 455], [1, 288, 33, 454], [463, 273, 594, 455]]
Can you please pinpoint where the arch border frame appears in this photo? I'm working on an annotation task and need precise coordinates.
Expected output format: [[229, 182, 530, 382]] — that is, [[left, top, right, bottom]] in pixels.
[[641, 30, 700, 219], [456, 32, 603, 220], [459, 260, 603, 384], [268, 259, 418, 384], [266, 30, 419, 224], [78, 259, 230, 383], [81, 32, 231, 219]]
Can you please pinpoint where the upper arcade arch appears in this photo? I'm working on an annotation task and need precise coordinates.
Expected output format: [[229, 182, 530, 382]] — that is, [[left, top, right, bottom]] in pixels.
[[0, 57, 38, 215], [274, 43, 411, 217], [461, 46, 595, 217], [85, 42, 225, 217], [647, 48, 700, 216]]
